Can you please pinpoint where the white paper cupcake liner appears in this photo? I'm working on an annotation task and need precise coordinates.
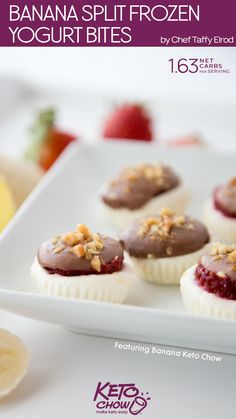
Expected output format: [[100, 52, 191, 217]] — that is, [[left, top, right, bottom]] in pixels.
[[180, 265, 236, 319], [203, 198, 236, 243], [128, 243, 210, 285], [101, 183, 190, 230], [31, 258, 136, 304]]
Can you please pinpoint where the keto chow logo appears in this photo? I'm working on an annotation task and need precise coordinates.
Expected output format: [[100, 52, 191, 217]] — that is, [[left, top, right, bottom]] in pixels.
[[93, 381, 151, 415]]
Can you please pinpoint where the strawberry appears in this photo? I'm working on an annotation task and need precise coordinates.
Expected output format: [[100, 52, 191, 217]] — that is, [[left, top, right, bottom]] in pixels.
[[25, 109, 76, 171], [103, 104, 153, 141], [38, 128, 76, 171]]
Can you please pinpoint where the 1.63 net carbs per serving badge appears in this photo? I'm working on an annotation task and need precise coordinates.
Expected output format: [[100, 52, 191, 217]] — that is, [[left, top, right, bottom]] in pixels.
[[93, 381, 151, 415]]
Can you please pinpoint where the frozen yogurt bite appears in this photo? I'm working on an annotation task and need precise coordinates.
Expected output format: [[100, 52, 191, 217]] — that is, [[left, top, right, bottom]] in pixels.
[[101, 163, 190, 229], [119, 208, 210, 285], [203, 177, 236, 243], [181, 243, 236, 319], [31, 224, 136, 303]]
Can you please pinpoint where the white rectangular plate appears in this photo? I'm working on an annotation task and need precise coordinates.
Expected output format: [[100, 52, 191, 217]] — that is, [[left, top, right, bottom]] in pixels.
[[0, 142, 235, 354]]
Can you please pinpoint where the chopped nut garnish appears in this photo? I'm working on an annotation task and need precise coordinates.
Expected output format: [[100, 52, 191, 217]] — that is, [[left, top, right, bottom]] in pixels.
[[52, 224, 105, 270], [53, 246, 65, 254], [228, 250, 236, 263], [166, 246, 173, 256], [138, 208, 186, 240], [120, 164, 167, 185], [213, 254, 223, 261], [91, 255, 101, 272], [174, 215, 185, 225], [127, 173, 137, 181], [186, 223, 195, 230], [108, 192, 117, 200], [160, 207, 174, 217], [85, 252, 93, 261], [218, 245, 228, 255], [77, 224, 91, 239], [229, 178, 236, 187], [62, 232, 81, 246], [95, 240, 104, 251], [72, 244, 85, 258], [217, 271, 226, 279], [210, 243, 236, 259]]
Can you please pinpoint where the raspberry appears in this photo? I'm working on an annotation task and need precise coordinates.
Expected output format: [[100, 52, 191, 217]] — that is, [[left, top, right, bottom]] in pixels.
[[195, 264, 236, 300]]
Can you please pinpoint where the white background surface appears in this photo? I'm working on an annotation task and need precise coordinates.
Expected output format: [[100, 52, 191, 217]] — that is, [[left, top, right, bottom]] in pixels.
[[1, 47, 236, 104], [0, 47, 235, 154], [0, 47, 235, 417], [1, 309, 236, 418]]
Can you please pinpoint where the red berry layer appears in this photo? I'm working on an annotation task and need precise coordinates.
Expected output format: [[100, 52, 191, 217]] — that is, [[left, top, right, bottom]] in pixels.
[[46, 256, 123, 277], [195, 264, 236, 300]]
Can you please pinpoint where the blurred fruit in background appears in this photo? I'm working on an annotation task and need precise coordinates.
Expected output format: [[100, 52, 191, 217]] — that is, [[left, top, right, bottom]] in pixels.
[[0, 154, 43, 231], [0, 103, 205, 233], [25, 109, 76, 171], [0, 176, 15, 232], [103, 104, 153, 142], [0, 154, 43, 208], [167, 134, 205, 148]]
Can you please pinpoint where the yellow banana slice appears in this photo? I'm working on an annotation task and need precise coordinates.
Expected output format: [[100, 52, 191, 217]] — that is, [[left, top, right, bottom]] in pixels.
[[0, 154, 43, 208], [0, 328, 29, 398], [0, 176, 15, 232]]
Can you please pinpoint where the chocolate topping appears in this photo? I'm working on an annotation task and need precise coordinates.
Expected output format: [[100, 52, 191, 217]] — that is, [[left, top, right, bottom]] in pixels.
[[102, 164, 180, 210], [200, 243, 236, 281], [214, 178, 236, 217], [38, 224, 124, 276], [119, 208, 209, 258]]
